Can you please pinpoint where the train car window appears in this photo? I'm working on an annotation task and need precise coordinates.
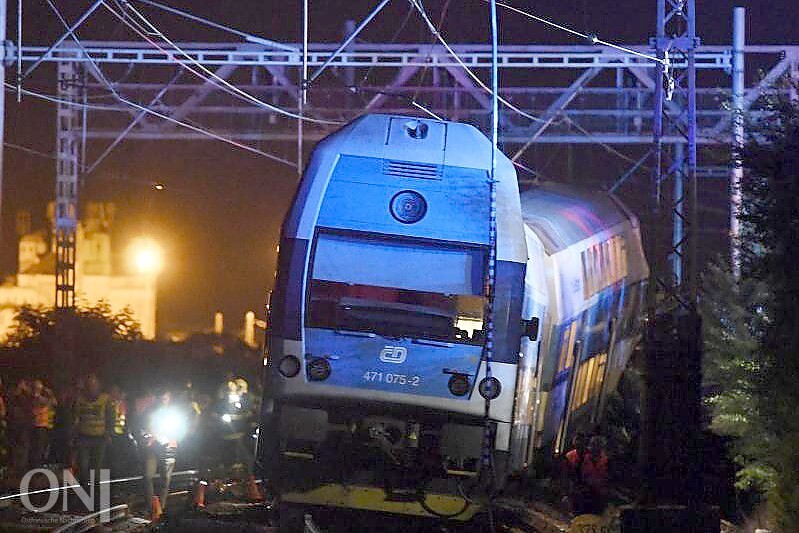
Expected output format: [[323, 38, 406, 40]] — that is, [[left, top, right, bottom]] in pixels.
[[582, 235, 629, 300], [621, 282, 644, 338], [619, 237, 629, 278], [570, 351, 608, 412], [593, 353, 608, 397], [556, 321, 578, 373], [571, 360, 588, 411], [580, 357, 596, 406], [307, 280, 486, 345], [580, 248, 593, 298]]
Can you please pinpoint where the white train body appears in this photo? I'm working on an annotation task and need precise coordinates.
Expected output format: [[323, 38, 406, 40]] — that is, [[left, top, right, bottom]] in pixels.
[[257, 114, 648, 518]]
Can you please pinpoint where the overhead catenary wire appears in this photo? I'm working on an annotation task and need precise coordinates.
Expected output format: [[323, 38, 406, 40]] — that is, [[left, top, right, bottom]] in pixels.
[[84, 69, 184, 176], [42, 0, 297, 167], [6, 81, 295, 166], [486, 0, 664, 65], [305, 0, 392, 86], [4, 83, 121, 111], [21, 0, 104, 80], [106, 0, 341, 126], [409, 0, 546, 124], [565, 117, 643, 166], [411, 0, 644, 170], [131, 0, 298, 52], [5, 141, 57, 159], [410, 0, 452, 103]]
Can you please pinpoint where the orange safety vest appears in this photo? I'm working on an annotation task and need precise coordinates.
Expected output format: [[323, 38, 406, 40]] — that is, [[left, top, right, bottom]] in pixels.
[[32, 395, 55, 429]]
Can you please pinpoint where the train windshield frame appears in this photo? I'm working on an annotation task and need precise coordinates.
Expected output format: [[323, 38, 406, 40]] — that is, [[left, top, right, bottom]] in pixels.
[[306, 230, 487, 345]]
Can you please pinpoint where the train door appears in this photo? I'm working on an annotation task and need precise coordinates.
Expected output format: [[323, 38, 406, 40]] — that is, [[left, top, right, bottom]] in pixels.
[[548, 319, 580, 455], [556, 314, 587, 454]]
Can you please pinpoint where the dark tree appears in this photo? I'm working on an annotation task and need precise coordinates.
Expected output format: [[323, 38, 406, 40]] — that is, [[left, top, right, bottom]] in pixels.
[[737, 95, 799, 529], [702, 261, 772, 493], [2, 302, 142, 389]]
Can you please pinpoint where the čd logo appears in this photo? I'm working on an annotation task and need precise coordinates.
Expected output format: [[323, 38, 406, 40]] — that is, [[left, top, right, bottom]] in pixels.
[[379, 346, 407, 364]]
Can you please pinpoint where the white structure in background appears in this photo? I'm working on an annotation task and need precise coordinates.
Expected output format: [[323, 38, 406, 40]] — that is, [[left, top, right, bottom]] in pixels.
[[213, 311, 224, 335], [243, 310, 256, 348], [0, 203, 158, 341]]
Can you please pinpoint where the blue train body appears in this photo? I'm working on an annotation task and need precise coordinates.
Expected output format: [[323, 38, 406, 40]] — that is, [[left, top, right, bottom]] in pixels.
[[257, 114, 648, 520]]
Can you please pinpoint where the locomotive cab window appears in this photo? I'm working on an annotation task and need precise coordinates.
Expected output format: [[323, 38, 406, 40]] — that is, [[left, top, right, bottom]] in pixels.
[[307, 231, 487, 345]]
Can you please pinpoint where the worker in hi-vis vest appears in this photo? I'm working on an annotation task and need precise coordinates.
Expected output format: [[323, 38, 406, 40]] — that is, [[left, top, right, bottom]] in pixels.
[[140, 388, 190, 516], [30, 380, 57, 467], [72, 374, 114, 486]]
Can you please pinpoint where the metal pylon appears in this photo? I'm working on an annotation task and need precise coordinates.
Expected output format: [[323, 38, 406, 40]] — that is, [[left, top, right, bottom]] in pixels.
[[635, 0, 707, 518], [651, 0, 699, 308], [54, 60, 82, 309]]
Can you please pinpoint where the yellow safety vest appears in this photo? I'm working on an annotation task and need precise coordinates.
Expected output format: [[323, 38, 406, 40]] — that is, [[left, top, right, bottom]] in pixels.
[[76, 393, 110, 437], [111, 400, 127, 436], [46, 405, 56, 430]]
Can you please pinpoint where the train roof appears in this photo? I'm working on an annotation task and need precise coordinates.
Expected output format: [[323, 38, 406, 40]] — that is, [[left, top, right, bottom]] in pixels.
[[519, 182, 634, 254]]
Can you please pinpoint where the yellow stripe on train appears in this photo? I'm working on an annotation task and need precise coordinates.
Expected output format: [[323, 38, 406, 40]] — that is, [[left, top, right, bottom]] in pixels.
[[280, 483, 481, 521]]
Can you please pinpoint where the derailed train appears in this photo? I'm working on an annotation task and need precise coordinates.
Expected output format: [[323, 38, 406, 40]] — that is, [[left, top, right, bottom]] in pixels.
[[256, 114, 648, 519]]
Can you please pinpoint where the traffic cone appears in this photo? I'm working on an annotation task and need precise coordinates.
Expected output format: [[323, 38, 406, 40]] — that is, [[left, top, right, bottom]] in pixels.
[[150, 495, 163, 523], [193, 480, 208, 509], [246, 474, 264, 502]]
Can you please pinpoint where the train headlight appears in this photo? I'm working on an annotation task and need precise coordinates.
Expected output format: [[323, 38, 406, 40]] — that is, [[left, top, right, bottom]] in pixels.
[[448, 374, 470, 397], [478, 377, 502, 400], [278, 355, 301, 378], [390, 190, 427, 224], [307, 357, 331, 381], [151, 406, 188, 444]]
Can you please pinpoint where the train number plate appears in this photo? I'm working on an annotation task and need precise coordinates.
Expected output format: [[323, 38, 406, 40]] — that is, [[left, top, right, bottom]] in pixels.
[[362, 370, 421, 387]]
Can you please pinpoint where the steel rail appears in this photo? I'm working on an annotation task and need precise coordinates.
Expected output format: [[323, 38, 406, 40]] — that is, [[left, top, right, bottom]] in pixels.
[[0, 469, 199, 502]]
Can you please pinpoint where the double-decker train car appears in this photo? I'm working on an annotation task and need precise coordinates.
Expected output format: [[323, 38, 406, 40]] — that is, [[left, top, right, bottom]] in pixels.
[[257, 114, 648, 520]]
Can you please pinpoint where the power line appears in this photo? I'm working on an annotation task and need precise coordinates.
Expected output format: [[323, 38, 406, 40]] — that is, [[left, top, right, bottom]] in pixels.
[[411, 0, 644, 168], [108, 0, 341, 126], [5, 142, 56, 159], [487, 0, 664, 65], [132, 0, 298, 52], [410, 0, 452, 103], [410, 0, 546, 124], [4, 83, 120, 111], [6, 82, 295, 166], [42, 0, 297, 167], [565, 118, 642, 166]]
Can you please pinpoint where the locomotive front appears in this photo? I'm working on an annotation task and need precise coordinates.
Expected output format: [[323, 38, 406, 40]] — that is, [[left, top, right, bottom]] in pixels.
[[258, 114, 527, 518]]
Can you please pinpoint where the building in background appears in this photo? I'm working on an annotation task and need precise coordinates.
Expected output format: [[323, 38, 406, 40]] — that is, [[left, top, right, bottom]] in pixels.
[[0, 203, 158, 341]]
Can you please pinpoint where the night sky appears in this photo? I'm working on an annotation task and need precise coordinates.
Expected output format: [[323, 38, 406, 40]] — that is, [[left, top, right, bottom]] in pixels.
[[2, 0, 797, 335]]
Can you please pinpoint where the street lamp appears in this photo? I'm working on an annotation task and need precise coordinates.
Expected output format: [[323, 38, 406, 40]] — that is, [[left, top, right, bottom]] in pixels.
[[129, 237, 163, 275]]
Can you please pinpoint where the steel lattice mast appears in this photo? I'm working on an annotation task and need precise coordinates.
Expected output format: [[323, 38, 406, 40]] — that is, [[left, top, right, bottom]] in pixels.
[[54, 60, 83, 309], [627, 0, 714, 529]]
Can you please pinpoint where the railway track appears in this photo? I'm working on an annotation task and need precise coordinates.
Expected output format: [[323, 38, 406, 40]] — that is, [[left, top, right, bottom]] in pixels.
[[0, 467, 593, 532]]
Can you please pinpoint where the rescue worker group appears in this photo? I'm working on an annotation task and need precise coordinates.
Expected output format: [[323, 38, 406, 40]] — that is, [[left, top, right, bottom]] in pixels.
[[0, 373, 255, 517]]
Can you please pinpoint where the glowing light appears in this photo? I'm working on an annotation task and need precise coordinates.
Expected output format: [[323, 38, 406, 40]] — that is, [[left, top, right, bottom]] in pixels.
[[151, 406, 188, 444], [222, 413, 232, 423], [129, 237, 163, 274]]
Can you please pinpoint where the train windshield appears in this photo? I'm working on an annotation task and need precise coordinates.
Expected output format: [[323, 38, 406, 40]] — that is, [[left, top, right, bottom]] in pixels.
[[308, 280, 485, 344], [307, 232, 487, 344]]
